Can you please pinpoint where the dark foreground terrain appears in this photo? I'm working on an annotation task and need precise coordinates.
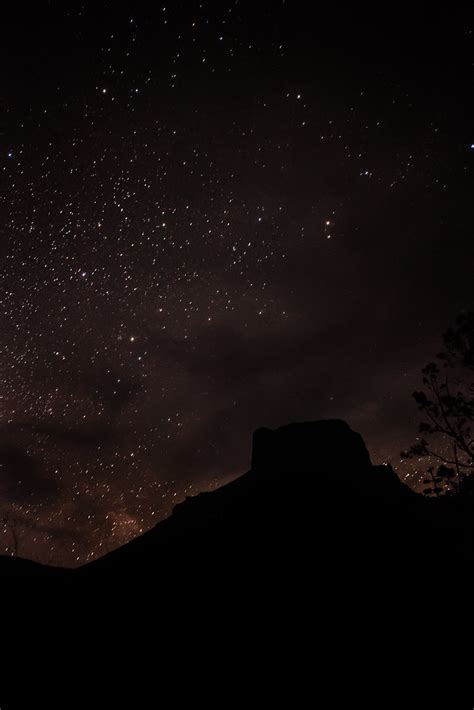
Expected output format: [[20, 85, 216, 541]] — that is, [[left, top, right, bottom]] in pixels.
[[1, 419, 473, 578]]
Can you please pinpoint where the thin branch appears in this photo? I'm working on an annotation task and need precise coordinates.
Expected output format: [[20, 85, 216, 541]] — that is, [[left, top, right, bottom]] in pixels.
[[431, 375, 472, 460], [425, 449, 473, 469]]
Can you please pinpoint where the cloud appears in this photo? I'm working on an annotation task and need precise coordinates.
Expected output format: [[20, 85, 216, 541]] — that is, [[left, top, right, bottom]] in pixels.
[[4, 421, 119, 450], [0, 444, 59, 504]]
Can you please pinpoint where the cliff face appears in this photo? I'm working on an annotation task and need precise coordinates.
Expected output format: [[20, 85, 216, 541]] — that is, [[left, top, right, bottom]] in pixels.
[[1, 419, 472, 577], [251, 420, 372, 475], [252, 420, 415, 502]]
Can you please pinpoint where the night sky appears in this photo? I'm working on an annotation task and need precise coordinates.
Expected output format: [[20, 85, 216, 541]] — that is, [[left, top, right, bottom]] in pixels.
[[1, 2, 473, 566]]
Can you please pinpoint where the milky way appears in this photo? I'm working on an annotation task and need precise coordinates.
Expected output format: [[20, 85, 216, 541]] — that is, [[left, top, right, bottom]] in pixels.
[[1, 3, 473, 565]]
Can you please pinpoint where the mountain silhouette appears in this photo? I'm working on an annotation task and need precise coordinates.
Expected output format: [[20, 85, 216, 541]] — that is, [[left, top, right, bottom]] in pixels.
[[1, 419, 473, 577]]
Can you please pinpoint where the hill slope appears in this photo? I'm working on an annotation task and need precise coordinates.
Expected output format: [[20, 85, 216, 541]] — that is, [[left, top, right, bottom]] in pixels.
[[1, 419, 472, 577], [77, 419, 473, 577]]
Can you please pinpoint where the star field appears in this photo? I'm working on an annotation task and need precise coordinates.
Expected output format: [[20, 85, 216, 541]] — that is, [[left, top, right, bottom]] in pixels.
[[0, 3, 473, 565]]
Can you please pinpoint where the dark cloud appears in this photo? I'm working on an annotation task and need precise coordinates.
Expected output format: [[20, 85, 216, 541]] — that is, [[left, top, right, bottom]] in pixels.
[[3, 421, 118, 449], [0, 444, 59, 505], [79, 368, 143, 418]]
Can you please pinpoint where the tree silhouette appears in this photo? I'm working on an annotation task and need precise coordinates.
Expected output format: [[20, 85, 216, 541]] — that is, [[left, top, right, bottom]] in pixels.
[[402, 312, 474, 497]]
